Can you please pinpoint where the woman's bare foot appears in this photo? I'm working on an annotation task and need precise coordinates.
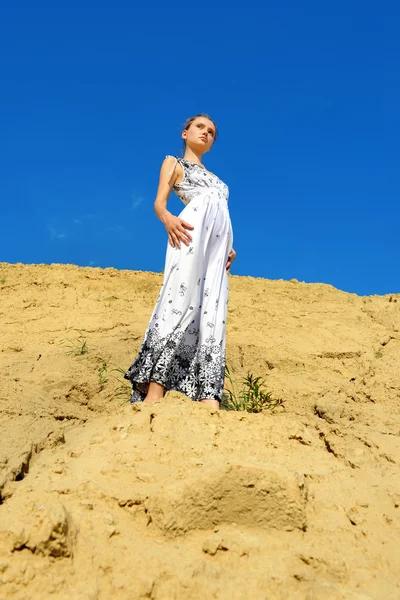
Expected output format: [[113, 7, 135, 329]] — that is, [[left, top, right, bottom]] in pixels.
[[199, 398, 220, 410], [143, 381, 165, 404]]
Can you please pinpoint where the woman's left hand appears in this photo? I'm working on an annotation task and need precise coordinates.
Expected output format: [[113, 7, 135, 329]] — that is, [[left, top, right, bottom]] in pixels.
[[226, 248, 236, 273]]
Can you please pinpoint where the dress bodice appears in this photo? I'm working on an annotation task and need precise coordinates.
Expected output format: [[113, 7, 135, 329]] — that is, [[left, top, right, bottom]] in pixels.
[[167, 156, 229, 207]]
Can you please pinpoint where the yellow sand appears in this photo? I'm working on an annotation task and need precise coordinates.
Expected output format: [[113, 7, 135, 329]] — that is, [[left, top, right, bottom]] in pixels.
[[0, 262, 399, 599]]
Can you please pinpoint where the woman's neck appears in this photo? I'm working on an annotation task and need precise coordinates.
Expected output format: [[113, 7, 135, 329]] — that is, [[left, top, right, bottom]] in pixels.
[[183, 148, 204, 165]]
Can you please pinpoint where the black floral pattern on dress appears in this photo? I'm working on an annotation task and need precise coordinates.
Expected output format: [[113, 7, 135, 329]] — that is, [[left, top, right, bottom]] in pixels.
[[124, 327, 226, 403]]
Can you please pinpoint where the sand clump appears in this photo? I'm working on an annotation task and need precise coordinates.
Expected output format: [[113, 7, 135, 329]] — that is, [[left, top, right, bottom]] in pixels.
[[0, 262, 399, 599]]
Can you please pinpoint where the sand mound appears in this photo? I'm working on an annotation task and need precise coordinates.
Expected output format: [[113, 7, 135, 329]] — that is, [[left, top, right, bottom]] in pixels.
[[0, 262, 399, 599]]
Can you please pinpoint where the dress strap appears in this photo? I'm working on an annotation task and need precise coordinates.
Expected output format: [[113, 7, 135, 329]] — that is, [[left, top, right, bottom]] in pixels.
[[166, 155, 179, 177]]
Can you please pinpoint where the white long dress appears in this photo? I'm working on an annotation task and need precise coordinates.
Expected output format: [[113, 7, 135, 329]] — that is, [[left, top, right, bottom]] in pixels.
[[124, 156, 234, 403]]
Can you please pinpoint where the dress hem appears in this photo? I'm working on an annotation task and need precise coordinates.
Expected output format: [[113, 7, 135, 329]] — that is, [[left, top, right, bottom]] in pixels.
[[125, 374, 222, 404]]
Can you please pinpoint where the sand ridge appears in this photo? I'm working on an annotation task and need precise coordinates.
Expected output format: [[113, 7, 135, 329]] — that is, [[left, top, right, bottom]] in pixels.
[[0, 262, 399, 599]]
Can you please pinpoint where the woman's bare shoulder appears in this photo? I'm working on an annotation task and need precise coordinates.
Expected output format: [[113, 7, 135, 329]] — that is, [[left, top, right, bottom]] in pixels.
[[164, 154, 177, 163], [160, 155, 183, 184]]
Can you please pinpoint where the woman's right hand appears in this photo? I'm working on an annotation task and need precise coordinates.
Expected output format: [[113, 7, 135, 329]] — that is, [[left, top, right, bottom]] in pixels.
[[161, 211, 194, 248]]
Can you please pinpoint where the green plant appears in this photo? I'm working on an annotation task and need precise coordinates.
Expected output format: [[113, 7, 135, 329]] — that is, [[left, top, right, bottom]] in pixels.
[[0, 278, 6, 285], [98, 360, 108, 389], [60, 329, 89, 356], [109, 365, 131, 401], [222, 364, 283, 413], [95, 359, 131, 402], [112, 382, 132, 401], [375, 350, 383, 359]]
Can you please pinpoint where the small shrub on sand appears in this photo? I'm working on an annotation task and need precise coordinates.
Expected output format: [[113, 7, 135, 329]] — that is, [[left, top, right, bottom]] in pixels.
[[222, 365, 283, 413]]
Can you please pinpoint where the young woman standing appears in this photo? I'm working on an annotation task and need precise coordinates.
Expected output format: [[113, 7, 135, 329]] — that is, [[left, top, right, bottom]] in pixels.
[[124, 114, 236, 410]]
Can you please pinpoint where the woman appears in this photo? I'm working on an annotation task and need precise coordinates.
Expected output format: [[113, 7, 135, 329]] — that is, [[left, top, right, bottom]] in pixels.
[[124, 114, 236, 410]]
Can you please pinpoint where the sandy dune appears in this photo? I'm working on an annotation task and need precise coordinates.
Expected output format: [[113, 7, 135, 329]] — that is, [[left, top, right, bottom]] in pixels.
[[0, 262, 399, 599]]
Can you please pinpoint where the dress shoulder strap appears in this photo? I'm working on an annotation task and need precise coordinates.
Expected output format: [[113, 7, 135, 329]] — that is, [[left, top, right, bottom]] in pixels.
[[165, 155, 181, 177]]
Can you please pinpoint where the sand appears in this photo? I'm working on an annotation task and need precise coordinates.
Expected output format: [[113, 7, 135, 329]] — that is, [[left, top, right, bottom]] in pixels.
[[0, 262, 399, 599]]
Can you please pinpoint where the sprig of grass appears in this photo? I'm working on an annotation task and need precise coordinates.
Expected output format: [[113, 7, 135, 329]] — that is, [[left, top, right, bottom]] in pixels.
[[95, 359, 131, 401], [98, 360, 108, 389], [108, 365, 131, 401], [60, 329, 89, 356], [222, 364, 283, 413]]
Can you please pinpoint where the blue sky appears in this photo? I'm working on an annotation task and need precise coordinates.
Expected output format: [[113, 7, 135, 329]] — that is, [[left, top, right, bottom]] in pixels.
[[1, 1, 398, 296]]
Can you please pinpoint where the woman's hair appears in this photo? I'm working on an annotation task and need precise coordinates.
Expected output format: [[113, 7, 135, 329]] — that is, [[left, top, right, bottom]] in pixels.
[[182, 113, 218, 146]]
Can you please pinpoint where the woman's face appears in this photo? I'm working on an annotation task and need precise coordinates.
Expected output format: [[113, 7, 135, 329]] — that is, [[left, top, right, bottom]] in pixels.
[[183, 117, 216, 153]]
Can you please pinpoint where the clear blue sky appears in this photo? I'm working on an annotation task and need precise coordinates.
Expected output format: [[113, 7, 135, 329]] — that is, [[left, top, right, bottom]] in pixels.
[[1, 1, 398, 296]]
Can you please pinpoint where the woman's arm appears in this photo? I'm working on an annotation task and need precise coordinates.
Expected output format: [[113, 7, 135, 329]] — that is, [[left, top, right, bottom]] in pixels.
[[226, 248, 236, 273], [154, 157, 194, 248]]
